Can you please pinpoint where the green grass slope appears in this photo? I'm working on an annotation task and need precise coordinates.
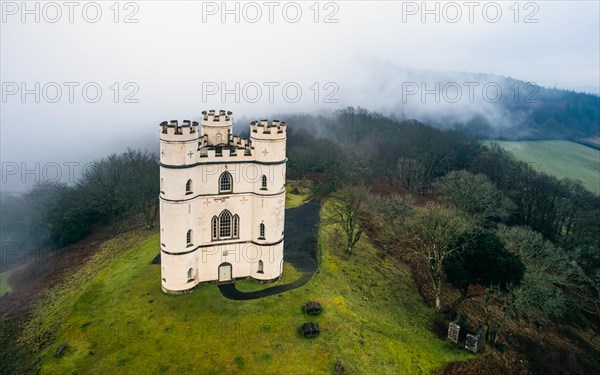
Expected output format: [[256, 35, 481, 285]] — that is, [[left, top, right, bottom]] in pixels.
[[34, 202, 470, 374], [489, 140, 600, 194], [285, 180, 315, 209], [0, 268, 14, 297]]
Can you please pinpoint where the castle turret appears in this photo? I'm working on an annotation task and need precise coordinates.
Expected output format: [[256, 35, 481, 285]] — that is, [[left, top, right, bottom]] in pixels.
[[201, 109, 233, 146], [159, 120, 200, 167], [250, 119, 287, 163], [249, 119, 287, 269]]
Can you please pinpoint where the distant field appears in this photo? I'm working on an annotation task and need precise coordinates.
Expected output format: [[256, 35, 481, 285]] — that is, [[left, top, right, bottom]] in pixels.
[[488, 140, 600, 194]]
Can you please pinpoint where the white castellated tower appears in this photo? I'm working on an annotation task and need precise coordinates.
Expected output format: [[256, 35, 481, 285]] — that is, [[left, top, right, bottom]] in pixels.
[[159, 110, 287, 294]]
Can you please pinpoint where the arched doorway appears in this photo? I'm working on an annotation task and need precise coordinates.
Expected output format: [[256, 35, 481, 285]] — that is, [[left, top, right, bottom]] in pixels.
[[218, 262, 232, 282]]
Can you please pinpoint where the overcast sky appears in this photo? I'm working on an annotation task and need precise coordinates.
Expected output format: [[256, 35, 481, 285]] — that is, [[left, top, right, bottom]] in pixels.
[[1, 1, 599, 191]]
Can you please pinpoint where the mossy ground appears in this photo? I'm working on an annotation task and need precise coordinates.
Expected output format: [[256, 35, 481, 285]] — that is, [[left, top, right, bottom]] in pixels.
[[285, 180, 315, 209], [0, 268, 14, 297], [34, 200, 470, 374]]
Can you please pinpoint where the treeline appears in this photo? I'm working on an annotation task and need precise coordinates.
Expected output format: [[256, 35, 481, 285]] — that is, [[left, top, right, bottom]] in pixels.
[[285, 107, 598, 249], [0, 150, 158, 254], [285, 107, 600, 324], [511, 86, 600, 140], [459, 84, 600, 140], [286, 108, 481, 193]]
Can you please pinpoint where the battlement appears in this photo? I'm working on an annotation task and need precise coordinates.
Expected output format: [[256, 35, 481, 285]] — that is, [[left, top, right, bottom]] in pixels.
[[159, 120, 199, 143], [198, 146, 254, 161], [201, 109, 233, 126], [250, 119, 287, 140], [230, 135, 251, 149], [251, 119, 287, 133], [161, 120, 199, 134], [197, 134, 252, 153], [160, 112, 287, 166]]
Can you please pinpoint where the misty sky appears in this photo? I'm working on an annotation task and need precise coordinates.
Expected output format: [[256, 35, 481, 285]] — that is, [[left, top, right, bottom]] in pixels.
[[1, 1, 599, 191]]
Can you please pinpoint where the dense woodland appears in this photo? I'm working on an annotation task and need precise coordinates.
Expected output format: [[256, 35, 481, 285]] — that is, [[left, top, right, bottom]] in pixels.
[[284, 108, 599, 327], [1, 107, 599, 372], [451, 81, 600, 140], [1, 150, 159, 254]]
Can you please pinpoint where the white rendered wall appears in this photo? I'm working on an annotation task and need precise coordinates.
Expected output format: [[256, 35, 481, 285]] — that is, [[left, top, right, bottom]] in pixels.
[[159, 114, 286, 294]]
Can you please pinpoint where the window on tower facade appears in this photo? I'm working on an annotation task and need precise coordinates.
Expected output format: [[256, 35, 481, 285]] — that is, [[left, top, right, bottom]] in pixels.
[[233, 215, 239, 238], [257, 260, 264, 273], [219, 172, 232, 193], [185, 179, 193, 194], [261, 175, 267, 190], [219, 210, 232, 239], [186, 229, 193, 246], [259, 223, 265, 239], [211, 211, 239, 241], [211, 216, 218, 240]]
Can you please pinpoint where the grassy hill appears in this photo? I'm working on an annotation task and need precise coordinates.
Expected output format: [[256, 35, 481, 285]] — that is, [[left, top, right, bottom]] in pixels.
[[285, 180, 315, 209], [25, 201, 470, 374], [0, 269, 14, 297], [488, 140, 600, 194]]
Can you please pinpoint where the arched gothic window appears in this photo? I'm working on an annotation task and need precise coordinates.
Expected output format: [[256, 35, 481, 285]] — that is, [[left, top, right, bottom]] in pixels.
[[186, 229, 193, 246], [219, 172, 232, 193], [185, 179, 193, 194], [219, 210, 232, 239], [212, 211, 239, 241]]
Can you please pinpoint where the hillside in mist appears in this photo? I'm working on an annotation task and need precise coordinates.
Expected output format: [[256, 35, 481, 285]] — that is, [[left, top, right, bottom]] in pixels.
[[340, 61, 600, 140]]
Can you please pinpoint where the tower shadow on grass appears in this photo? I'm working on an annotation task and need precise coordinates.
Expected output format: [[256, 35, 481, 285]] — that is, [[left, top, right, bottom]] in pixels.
[[217, 272, 313, 300], [218, 200, 321, 300]]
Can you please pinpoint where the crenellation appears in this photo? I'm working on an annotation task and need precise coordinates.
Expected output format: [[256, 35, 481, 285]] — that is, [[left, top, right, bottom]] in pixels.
[[249, 120, 287, 141], [198, 135, 208, 149], [202, 109, 233, 123], [160, 119, 200, 139], [181, 120, 196, 134], [250, 120, 287, 135]]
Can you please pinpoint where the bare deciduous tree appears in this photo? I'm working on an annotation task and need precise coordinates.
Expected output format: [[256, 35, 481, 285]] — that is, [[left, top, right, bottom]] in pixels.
[[407, 203, 472, 310], [328, 185, 370, 255]]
